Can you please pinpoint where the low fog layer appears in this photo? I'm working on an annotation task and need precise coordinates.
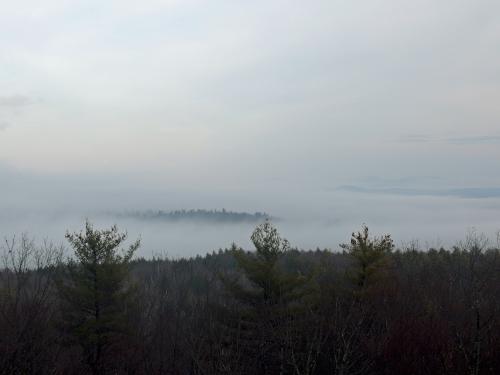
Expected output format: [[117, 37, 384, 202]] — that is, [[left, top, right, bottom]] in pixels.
[[2, 166, 499, 257]]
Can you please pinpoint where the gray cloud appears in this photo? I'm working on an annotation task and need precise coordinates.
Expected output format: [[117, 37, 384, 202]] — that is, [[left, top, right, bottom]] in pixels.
[[397, 134, 432, 143], [446, 136, 500, 144], [0, 95, 33, 108], [397, 134, 500, 145], [0, 121, 9, 130]]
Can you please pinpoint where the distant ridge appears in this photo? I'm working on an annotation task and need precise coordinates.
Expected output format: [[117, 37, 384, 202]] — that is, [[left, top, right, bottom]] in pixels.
[[114, 209, 272, 223], [336, 185, 500, 199]]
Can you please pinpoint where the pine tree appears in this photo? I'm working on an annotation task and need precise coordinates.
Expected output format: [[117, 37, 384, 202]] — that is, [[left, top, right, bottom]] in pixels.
[[224, 221, 311, 373], [341, 225, 393, 289], [57, 220, 140, 375]]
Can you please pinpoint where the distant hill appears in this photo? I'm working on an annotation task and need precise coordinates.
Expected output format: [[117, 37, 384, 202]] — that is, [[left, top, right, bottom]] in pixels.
[[114, 209, 272, 223]]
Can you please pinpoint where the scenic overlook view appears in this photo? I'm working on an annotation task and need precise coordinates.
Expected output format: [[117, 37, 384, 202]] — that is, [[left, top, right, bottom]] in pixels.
[[1, 1, 499, 374]]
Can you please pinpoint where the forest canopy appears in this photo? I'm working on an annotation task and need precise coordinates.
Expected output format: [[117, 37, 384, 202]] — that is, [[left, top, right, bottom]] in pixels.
[[0, 221, 499, 374]]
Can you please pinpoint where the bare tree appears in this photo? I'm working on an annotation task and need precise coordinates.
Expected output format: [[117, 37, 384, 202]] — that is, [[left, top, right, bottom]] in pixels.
[[0, 234, 63, 374]]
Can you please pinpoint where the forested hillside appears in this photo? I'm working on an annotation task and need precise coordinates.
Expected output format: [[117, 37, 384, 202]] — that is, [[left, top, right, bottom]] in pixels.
[[1, 222, 499, 374]]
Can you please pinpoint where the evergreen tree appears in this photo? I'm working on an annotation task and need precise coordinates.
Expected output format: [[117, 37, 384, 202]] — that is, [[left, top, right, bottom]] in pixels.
[[224, 221, 311, 373], [57, 220, 140, 375], [341, 225, 393, 289]]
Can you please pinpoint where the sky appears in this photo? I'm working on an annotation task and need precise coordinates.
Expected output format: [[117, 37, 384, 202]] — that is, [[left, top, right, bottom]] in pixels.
[[1, 1, 500, 255]]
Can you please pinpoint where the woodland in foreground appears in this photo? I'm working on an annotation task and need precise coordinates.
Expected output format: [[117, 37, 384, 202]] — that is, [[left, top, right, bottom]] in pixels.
[[1, 221, 499, 375]]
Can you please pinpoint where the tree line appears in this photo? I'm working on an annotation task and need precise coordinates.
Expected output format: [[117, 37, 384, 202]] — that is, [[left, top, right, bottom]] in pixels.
[[115, 209, 271, 223], [0, 221, 499, 374]]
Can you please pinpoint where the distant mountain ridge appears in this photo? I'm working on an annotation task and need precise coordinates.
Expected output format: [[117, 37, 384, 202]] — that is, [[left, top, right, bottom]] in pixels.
[[114, 209, 272, 223]]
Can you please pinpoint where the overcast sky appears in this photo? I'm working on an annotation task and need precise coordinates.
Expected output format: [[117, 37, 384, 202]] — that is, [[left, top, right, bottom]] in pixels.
[[1, 1, 500, 252]]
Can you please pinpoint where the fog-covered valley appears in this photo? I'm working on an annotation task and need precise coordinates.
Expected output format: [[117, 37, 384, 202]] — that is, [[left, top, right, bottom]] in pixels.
[[3, 180, 500, 258]]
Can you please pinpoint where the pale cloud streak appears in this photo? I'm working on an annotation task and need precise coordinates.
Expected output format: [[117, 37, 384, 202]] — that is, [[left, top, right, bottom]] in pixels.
[[0, 95, 33, 108]]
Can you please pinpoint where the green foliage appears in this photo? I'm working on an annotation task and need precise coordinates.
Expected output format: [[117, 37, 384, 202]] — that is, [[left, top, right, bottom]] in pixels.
[[229, 220, 309, 306], [222, 221, 315, 373], [57, 220, 140, 375], [341, 225, 394, 289]]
